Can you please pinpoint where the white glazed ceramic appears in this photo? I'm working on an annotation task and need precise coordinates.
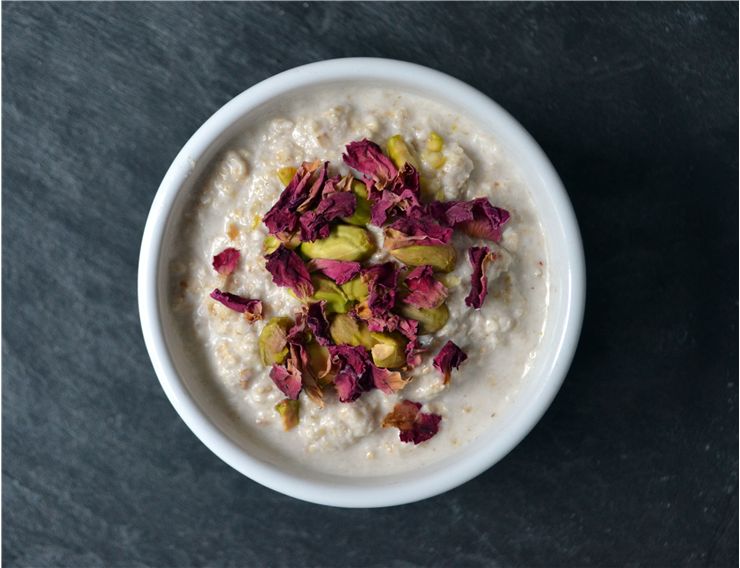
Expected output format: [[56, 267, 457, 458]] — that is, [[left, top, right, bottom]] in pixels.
[[138, 58, 585, 508]]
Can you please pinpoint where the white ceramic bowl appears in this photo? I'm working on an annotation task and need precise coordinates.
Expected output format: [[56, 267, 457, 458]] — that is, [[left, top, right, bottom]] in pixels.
[[138, 58, 585, 508]]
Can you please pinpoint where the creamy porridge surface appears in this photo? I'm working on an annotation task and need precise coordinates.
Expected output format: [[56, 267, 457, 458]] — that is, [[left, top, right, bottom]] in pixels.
[[169, 87, 548, 476]]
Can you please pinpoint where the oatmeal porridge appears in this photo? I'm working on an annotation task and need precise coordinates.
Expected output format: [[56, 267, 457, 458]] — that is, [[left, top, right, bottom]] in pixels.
[[168, 87, 548, 476]]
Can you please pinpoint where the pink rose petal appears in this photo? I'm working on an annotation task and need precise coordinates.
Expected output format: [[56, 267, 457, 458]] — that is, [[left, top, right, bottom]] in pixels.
[[403, 265, 448, 309], [212, 247, 240, 275], [264, 245, 315, 299], [210, 289, 263, 321], [432, 340, 468, 384]]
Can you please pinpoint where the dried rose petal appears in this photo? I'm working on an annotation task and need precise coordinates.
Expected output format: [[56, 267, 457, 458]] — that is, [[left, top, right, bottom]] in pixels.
[[403, 265, 448, 309], [296, 162, 328, 213], [370, 188, 420, 227], [425, 199, 451, 223], [432, 340, 468, 384], [299, 191, 356, 242], [364, 312, 401, 334], [289, 342, 323, 406], [368, 163, 422, 226], [212, 247, 240, 275], [394, 317, 422, 368], [401, 413, 442, 444], [383, 216, 453, 250], [465, 246, 494, 309], [321, 173, 354, 196], [342, 139, 397, 192], [333, 371, 363, 403], [361, 262, 399, 321], [386, 163, 421, 200], [270, 364, 302, 400], [281, 320, 324, 405], [405, 338, 423, 368], [327, 345, 369, 375], [355, 262, 400, 331], [396, 317, 419, 342], [356, 295, 400, 333], [263, 160, 322, 235], [285, 311, 308, 344], [371, 366, 408, 394], [210, 289, 263, 321], [395, 317, 423, 368], [382, 400, 421, 429], [307, 259, 361, 285], [443, 198, 510, 242], [305, 301, 332, 346], [328, 345, 372, 403], [382, 400, 441, 444], [265, 211, 299, 241], [370, 192, 400, 227], [264, 245, 314, 298]]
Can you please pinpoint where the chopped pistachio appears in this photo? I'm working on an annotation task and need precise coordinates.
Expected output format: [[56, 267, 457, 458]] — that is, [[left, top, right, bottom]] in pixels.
[[342, 180, 372, 226], [258, 317, 293, 366], [421, 132, 446, 170], [300, 225, 376, 262], [276, 166, 297, 186], [263, 235, 281, 254], [275, 399, 300, 431], [386, 135, 420, 170], [370, 332, 407, 369], [251, 214, 262, 230], [440, 274, 462, 288], [390, 245, 457, 272], [308, 275, 351, 314], [424, 152, 446, 170], [398, 303, 450, 334], [351, 179, 369, 199], [329, 313, 375, 348], [340, 276, 369, 302], [263, 234, 300, 254], [426, 131, 444, 152]]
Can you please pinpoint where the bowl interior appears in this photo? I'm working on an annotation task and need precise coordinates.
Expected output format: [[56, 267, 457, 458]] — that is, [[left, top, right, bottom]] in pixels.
[[148, 65, 583, 506]]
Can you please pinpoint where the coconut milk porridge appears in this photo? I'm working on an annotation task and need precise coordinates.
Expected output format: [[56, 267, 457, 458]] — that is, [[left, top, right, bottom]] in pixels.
[[168, 87, 548, 476]]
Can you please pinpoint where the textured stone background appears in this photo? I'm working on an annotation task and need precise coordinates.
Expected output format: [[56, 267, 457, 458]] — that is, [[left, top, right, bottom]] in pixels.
[[3, 3, 737, 567]]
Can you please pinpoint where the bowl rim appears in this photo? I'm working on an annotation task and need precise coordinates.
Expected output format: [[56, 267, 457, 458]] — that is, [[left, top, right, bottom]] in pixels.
[[138, 57, 585, 508]]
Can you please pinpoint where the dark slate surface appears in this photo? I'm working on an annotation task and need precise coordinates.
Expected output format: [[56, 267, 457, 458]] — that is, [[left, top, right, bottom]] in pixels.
[[3, 2, 737, 567]]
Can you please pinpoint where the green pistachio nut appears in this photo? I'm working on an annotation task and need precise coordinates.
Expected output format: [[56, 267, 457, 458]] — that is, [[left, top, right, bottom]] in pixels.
[[387, 135, 419, 170], [274, 399, 300, 431], [340, 276, 369, 302], [390, 245, 457, 273], [351, 179, 369, 199], [426, 132, 444, 152], [258, 317, 293, 366], [342, 180, 372, 226], [263, 235, 281, 254], [329, 313, 375, 349], [300, 225, 376, 262], [423, 151, 446, 170], [439, 274, 461, 288], [421, 132, 446, 170], [263, 234, 300, 254], [276, 166, 297, 186], [309, 275, 351, 314], [398, 302, 450, 335], [369, 332, 408, 369]]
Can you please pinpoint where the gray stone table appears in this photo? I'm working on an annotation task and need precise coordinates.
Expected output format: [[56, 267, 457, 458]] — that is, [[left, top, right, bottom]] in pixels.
[[3, 3, 737, 567]]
